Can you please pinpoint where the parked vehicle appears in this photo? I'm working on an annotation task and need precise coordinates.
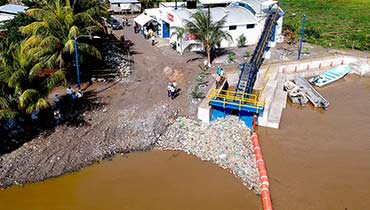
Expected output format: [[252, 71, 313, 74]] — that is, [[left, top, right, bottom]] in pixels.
[[107, 17, 123, 30]]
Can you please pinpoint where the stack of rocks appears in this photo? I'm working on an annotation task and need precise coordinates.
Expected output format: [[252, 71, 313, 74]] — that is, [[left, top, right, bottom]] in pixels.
[[157, 116, 260, 194]]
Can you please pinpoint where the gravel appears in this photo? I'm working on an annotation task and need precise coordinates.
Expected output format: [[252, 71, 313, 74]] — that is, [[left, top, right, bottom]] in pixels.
[[157, 116, 260, 194]]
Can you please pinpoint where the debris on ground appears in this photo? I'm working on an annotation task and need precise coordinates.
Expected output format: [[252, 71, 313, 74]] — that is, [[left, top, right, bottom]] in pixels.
[[157, 116, 260, 194]]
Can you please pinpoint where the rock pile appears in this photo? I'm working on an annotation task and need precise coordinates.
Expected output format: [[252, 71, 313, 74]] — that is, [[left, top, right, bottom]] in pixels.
[[157, 116, 260, 194], [103, 42, 132, 78]]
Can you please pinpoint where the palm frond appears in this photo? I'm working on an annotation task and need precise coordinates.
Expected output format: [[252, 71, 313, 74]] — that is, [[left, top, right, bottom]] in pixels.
[[36, 98, 49, 110], [19, 89, 40, 109], [77, 43, 102, 59], [0, 109, 17, 121], [41, 69, 66, 91]]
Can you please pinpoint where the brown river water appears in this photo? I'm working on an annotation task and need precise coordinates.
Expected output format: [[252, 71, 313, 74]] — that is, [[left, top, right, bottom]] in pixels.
[[0, 75, 369, 210]]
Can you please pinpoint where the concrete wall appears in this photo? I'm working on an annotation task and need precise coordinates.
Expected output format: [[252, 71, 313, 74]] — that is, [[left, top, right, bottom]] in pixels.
[[276, 56, 358, 80]]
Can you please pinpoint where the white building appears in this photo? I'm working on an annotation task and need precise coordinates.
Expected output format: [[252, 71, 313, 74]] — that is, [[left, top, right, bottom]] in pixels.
[[109, 0, 141, 14], [134, 0, 284, 54], [0, 4, 28, 24]]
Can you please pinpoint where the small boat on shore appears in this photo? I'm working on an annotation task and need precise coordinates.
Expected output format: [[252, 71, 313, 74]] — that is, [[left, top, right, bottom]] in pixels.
[[284, 81, 308, 106], [294, 76, 330, 110], [309, 64, 350, 87]]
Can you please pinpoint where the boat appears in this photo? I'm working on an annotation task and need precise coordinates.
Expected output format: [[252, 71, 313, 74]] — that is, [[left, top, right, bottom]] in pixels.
[[294, 76, 330, 110], [309, 64, 350, 87], [284, 81, 308, 106]]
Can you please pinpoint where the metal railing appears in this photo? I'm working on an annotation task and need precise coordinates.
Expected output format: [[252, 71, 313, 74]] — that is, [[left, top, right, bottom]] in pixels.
[[208, 88, 265, 112]]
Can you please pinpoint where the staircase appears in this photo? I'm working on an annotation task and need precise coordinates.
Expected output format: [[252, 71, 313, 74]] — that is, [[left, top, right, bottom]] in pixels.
[[236, 9, 280, 95]]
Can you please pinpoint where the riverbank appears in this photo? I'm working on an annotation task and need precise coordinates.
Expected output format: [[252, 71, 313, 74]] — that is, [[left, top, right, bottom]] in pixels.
[[0, 103, 177, 187], [157, 116, 260, 194]]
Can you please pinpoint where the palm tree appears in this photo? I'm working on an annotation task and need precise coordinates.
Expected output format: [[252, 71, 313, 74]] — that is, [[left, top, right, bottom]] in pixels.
[[141, 0, 158, 10], [171, 27, 185, 55], [185, 8, 232, 66], [0, 42, 65, 115], [20, 0, 102, 76]]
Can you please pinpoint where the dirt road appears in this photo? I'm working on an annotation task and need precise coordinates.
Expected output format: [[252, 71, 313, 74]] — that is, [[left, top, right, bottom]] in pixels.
[[0, 23, 201, 187]]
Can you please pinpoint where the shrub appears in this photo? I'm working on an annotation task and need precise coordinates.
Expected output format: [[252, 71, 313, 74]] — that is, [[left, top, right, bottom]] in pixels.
[[191, 85, 205, 99], [227, 52, 236, 63], [237, 34, 247, 47]]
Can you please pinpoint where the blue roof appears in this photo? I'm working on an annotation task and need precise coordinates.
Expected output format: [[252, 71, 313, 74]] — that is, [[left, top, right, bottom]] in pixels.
[[0, 4, 28, 15], [109, 0, 139, 3]]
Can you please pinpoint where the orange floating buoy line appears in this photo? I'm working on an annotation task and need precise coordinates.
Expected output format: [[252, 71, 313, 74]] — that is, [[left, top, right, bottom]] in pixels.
[[251, 132, 273, 210]]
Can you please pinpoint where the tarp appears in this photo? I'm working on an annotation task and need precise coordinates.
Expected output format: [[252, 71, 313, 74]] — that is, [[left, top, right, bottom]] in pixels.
[[134, 13, 153, 26]]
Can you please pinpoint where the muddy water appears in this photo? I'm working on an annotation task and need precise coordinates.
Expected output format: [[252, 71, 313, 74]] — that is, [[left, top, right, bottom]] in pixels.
[[0, 150, 260, 210], [259, 75, 370, 210]]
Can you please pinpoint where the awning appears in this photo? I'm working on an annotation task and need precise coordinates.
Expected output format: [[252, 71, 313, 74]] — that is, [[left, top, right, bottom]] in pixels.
[[134, 13, 154, 26]]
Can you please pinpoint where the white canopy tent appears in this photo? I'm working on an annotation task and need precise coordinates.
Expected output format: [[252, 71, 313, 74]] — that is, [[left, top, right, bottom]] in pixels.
[[134, 13, 154, 26]]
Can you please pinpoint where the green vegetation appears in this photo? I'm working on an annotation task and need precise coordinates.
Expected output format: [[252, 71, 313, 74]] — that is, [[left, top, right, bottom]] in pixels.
[[191, 65, 209, 99], [0, 0, 107, 122], [237, 34, 247, 47], [185, 8, 232, 66], [171, 27, 185, 55], [282, 0, 370, 50]]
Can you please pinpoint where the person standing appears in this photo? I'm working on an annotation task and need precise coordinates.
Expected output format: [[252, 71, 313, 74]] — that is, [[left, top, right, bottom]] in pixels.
[[53, 94, 61, 110], [66, 86, 74, 96], [170, 84, 176, 100], [167, 83, 172, 97], [151, 35, 155, 46], [54, 109, 62, 126]]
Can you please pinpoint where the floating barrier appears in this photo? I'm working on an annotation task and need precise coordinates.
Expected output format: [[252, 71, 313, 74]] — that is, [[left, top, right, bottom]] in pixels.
[[251, 132, 273, 210]]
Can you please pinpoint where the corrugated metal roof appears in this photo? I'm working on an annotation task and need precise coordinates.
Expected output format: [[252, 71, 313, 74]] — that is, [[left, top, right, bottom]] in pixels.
[[171, 6, 256, 26], [109, 0, 139, 3], [0, 4, 28, 15]]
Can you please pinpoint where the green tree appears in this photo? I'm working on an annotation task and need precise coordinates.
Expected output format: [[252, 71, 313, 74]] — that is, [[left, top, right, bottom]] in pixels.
[[237, 34, 246, 47], [20, 0, 103, 76], [140, 0, 158, 9], [0, 42, 65, 116], [185, 8, 232, 67], [171, 27, 185, 55]]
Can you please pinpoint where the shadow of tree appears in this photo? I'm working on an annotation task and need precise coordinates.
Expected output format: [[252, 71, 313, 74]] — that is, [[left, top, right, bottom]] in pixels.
[[0, 90, 105, 155]]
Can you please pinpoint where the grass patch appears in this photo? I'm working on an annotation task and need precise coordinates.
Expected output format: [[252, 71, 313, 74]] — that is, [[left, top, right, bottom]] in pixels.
[[281, 0, 370, 50]]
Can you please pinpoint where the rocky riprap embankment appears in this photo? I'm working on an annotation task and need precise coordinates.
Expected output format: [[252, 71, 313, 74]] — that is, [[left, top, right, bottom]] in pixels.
[[0, 104, 177, 187], [157, 116, 260, 194]]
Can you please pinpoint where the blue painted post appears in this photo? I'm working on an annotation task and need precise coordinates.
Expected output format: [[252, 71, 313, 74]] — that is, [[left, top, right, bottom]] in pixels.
[[298, 15, 306, 60], [74, 38, 81, 90]]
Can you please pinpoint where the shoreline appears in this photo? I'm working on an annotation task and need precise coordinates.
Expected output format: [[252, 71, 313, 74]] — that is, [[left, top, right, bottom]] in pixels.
[[0, 114, 261, 197]]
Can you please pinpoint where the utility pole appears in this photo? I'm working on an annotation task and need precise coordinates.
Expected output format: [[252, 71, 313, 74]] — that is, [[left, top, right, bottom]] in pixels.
[[298, 15, 306, 60]]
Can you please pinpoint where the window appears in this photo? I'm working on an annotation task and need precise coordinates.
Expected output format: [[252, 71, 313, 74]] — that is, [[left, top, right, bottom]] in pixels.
[[229, 25, 237, 30], [117, 3, 120, 7], [247, 24, 255, 29]]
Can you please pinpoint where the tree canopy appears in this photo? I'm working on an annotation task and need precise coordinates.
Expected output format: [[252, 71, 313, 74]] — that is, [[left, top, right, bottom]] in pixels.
[[0, 0, 107, 122], [185, 8, 232, 66]]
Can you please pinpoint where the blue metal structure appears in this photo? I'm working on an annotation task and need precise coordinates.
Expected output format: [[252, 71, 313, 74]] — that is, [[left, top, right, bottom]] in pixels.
[[74, 38, 81, 90], [236, 8, 281, 95], [298, 15, 306, 60], [208, 6, 282, 127]]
